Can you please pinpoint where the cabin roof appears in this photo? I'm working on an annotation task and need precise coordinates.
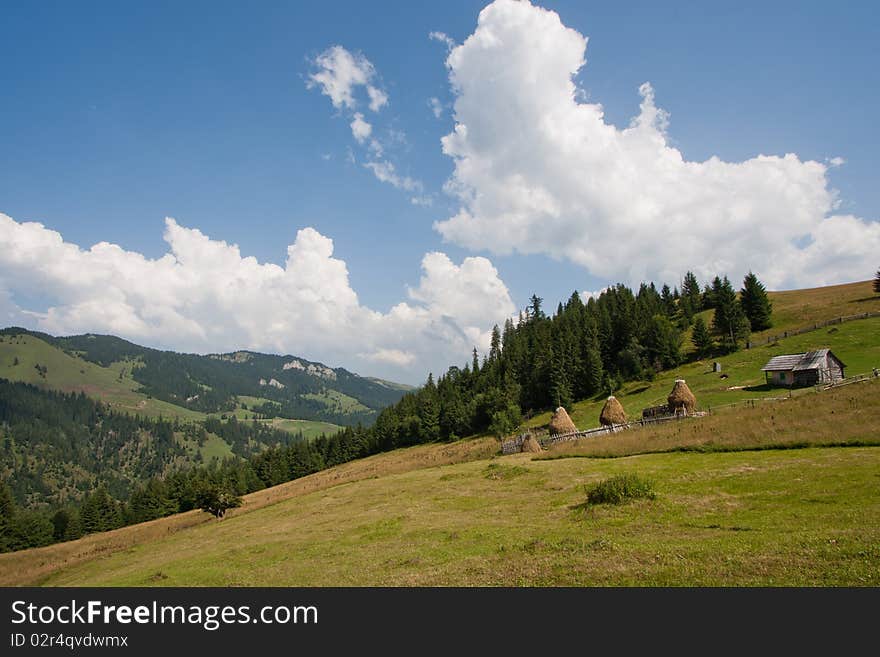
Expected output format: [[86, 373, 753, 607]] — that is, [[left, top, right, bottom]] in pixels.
[[761, 349, 846, 372]]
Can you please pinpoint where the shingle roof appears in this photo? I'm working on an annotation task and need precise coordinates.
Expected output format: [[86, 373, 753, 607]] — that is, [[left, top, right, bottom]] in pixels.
[[792, 349, 830, 371], [761, 349, 845, 372], [761, 353, 806, 371]]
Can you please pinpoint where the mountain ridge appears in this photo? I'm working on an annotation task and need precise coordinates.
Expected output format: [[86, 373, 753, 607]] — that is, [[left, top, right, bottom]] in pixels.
[[0, 327, 412, 426]]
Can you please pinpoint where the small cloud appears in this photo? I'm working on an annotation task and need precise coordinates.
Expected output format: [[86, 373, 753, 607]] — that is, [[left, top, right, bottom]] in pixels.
[[429, 31, 455, 50], [307, 45, 388, 113], [428, 97, 443, 119], [367, 86, 388, 112], [360, 348, 416, 367], [321, 153, 332, 161], [828, 156, 846, 168], [350, 113, 372, 143], [410, 195, 433, 207], [364, 160, 423, 193], [582, 288, 609, 301]]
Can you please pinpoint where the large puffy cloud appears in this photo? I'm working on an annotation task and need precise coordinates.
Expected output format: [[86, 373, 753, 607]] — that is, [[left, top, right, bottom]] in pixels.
[[0, 213, 514, 382], [435, 0, 880, 289]]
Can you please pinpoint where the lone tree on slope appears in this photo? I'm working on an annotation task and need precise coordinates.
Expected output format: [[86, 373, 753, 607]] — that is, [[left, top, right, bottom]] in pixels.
[[874, 267, 880, 294], [195, 484, 241, 520], [740, 271, 773, 332]]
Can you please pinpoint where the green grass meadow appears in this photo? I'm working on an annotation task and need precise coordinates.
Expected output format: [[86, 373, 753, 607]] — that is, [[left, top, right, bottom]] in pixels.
[[2, 282, 879, 586], [37, 445, 880, 586], [530, 315, 880, 432]]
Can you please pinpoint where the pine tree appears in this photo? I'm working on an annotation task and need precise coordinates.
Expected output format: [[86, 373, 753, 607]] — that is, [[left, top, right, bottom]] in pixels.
[[418, 374, 440, 442], [643, 314, 682, 370], [488, 325, 502, 362], [660, 284, 676, 317], [874, 268, 880, 294], [691, 316, 713, 357], [711, 276, 750, 351], [679, 271, 702, 320], [529, 294, 544, 321], [740, 271, 773, 331], [12, 511, 53, 549]]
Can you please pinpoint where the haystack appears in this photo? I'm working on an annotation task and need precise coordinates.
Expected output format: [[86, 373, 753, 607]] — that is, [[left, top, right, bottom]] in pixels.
[[599, 395, 627, 426], [521, 435, 543, 453], [548, 406, 577, 435], [667, 379, 696, 415]]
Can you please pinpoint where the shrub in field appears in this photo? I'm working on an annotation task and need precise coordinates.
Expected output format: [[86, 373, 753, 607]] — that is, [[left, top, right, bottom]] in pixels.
[[585, 474, 656, 505]]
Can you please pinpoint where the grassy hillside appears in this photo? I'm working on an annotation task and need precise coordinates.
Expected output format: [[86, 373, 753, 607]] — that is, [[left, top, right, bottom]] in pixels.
[[0, 437, 498, 586], [3, 378, 877, 586], [760, 279, 880, 338], [302, 389, 371, 415], [266, 418, 342, 440], [2, 282, 878, 585], [530, 315, 880, 432], [0, 333, 206, 421], [40, 447, 877, 586], [209, 396, 342, 439]]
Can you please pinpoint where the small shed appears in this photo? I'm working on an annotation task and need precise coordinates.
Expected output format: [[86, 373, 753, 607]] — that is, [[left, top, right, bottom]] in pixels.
[[761, 349, 845, 387]]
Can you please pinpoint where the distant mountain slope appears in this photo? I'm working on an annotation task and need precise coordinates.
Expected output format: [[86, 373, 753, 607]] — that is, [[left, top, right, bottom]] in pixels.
[[0, 328, 411, 426]]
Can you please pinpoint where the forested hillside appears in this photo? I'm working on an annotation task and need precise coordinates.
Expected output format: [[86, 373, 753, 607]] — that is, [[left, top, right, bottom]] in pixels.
[[0, 328, 409, 425], [0, 378, 375, 552]]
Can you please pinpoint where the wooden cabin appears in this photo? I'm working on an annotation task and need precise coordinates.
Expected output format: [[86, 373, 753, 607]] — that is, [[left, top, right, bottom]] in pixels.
[[761, 349, 845, 387]]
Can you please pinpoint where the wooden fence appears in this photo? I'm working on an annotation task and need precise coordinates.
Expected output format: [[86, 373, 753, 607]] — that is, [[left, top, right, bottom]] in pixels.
[[746, 311, 880, 348], [501, 412, 707, 454]]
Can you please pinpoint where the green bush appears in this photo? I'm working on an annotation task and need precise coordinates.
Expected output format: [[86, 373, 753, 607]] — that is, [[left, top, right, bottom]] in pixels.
[[585, 474, 656, 505]]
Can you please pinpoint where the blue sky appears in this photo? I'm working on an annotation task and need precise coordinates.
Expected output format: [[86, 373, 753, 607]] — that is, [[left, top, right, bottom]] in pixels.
[[1, 0, 878, 382]]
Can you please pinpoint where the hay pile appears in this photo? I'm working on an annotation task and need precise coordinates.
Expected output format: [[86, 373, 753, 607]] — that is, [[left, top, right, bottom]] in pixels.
[[521, 435, 543, 453], [548, 406, 577, 435], [599, 396, 627, 426], [667, 379, 696, 415]]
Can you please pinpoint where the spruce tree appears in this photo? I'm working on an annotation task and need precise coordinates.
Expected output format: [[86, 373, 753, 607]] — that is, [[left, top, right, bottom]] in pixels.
[[418, 374, 440, 442], [679, 271, 702, 320], [711, 276, 750, 351], [740, 271, 773, 331], [660, 284, 676, 317], [874, 268, 880, 294], [488, 325, 502, 362], [691, 316, 713, 357], [643, 314, 682, 370]]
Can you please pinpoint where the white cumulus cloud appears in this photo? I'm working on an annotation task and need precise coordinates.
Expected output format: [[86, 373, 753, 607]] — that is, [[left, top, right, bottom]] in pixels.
[[307, 45, 387, 113], [0, 213, 515, 382], [350, 112, 372, 143], [435, 0, 880, 289]]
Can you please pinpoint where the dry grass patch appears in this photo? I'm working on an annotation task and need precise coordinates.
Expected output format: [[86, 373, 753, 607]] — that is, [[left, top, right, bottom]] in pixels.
[[0, 436, 497, 586], [539, 378, 880, 461]]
